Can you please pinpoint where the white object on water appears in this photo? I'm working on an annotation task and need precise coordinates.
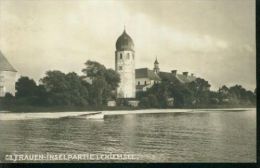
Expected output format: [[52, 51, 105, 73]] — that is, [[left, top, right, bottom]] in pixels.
[[75, 112, 104, 120]]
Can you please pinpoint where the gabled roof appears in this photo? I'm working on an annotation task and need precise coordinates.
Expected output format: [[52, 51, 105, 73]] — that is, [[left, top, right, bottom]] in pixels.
[[136, 68, 196, 84], [158, 71, 180, 83], [135, 68, 161, 81], [159, 71, 196, 84], [0, 51, 17, 72], [176, 74, 196, 83]]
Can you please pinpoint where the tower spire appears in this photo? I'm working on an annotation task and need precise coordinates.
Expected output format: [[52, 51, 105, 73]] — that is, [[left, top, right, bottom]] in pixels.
[[154, 56, 159, 64], [154, 56, 159, 74]]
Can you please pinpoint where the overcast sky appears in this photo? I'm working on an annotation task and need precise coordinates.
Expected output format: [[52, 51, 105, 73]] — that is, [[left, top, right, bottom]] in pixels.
[[0, 0, 256, 90]]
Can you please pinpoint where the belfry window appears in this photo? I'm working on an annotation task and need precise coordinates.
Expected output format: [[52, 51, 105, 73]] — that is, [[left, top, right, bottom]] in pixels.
[[127, 53, 130, 59], [138, 81, 140, 85], [120, 53, 123, 59]]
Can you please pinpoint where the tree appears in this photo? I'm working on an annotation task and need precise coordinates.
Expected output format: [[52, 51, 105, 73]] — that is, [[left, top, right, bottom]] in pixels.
[[146, 82, 170, 108], [41, 71, 89, 106], [148, 94, 159, 108], [169, 82, 194, 107], [16, 76, 38, 98], [82, 60, 120, 106], [15, 76, 42, 105], [139, 97, 150, 108], [2, 93, 15, 107], [187, 78, 211, 105], [217, 85, 256, 105]]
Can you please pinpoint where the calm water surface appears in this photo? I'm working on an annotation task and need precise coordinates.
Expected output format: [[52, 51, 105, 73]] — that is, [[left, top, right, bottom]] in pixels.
[[0, 109, 256, 162]]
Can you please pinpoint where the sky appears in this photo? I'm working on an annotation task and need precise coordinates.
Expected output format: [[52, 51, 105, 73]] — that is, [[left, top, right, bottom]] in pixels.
[[0, 0, 256, 91]]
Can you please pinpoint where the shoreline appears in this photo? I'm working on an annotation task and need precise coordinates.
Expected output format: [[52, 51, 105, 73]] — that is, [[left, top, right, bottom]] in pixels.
[[0, 107, 256, 121], [0, 104, 256, 113]]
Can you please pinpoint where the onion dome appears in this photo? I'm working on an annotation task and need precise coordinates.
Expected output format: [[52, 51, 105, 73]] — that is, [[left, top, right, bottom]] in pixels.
[[116, 29, 134, 51]]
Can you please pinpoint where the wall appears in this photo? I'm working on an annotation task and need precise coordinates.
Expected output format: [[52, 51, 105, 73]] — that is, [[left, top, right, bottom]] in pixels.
[[136, 78, 152, 86], [136, 78, 157, 92], [0, 71, 17, 97], [115, 50, 136, 98]]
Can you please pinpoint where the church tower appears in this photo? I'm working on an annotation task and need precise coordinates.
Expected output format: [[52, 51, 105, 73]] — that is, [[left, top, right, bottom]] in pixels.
[[154, 57, 160, 74], [115, 29, 136, 98]]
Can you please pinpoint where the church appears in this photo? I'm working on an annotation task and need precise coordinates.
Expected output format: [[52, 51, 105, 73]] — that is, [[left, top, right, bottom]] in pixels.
[[0, 29, 197, 100], [115, 29, 197, 99], [0, 51, 17, 97]]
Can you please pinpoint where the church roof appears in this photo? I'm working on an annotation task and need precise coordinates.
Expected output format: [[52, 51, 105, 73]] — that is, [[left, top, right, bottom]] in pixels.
[[135, 68, 161, 81], [176, 74, 196, 83], [116, 29, 134, 51], [0, 51, 17, 72], [135, 68, 196, 83], [158, 72, 180, 83], [159, 71, 196, 84]]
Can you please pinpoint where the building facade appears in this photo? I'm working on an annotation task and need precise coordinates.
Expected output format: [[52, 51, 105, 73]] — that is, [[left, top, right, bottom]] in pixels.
[[114, 29, 198, 98], [0, 51, 17, 97], [115, 29, 136, 98], [135, 58, 197, 92]]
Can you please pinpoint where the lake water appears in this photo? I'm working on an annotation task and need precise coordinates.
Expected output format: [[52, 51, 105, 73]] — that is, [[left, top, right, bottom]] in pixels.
[[0, 108, 256, 162]]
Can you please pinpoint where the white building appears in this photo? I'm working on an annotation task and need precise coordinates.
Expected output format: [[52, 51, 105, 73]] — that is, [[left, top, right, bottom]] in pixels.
[[114, 29, 197, 97], [115, 29, 136, 98], [0, 51, 17, 97], [135, 58, 197, 92]]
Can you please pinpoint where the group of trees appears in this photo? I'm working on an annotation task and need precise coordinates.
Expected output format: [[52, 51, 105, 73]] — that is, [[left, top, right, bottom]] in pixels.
[[137, 77, 256, 108], [1, 60, 120, 108], [0, 59, 256, 109]]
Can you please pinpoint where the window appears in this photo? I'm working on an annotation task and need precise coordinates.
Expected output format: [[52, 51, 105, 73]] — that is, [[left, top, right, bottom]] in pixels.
[[120, 53, 123, 59], [144, 81, 147, 85], [119, 66, 123, 70], [127, 53, 130, 59], [138, 81, 140, 85], [133, 53, 135, 59]]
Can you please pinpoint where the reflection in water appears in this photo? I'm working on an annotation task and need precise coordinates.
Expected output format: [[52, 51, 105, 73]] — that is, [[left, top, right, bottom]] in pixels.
[[0, 109, 256, 162]]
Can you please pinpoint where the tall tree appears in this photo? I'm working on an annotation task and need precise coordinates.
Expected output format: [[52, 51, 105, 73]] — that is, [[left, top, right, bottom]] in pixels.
[[187, 78, 211, 105], [16, 76, 38, 98], [82, 60, 120, 106], [41, 71, 89, 106]]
